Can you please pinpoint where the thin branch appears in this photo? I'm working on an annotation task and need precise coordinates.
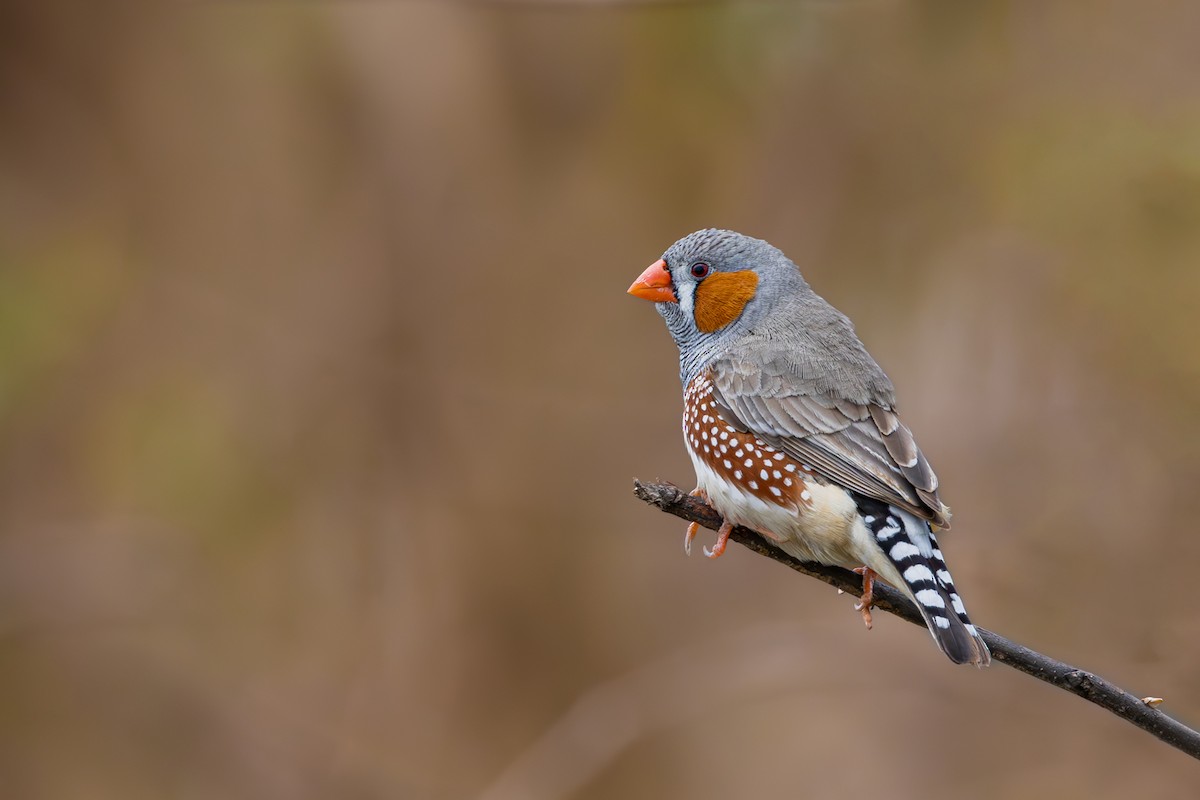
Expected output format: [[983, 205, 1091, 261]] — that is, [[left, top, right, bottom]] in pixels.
[[633, 479, 1200, 762]]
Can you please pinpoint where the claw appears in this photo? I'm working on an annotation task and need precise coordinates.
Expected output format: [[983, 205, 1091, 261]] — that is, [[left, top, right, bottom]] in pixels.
[[681, 489, 733, 559], [703, 521, 734, 559], [684, 488, 709, 556], [684, 522, 700, 555], [852, 566, 877, 630]]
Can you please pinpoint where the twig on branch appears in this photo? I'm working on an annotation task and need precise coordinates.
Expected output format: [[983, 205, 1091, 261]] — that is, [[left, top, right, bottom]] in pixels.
[[633, 479, 1200, 762]]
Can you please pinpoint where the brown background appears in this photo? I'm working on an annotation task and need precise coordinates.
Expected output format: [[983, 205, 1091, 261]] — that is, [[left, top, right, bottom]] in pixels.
[[2, 1, 1199, 798]]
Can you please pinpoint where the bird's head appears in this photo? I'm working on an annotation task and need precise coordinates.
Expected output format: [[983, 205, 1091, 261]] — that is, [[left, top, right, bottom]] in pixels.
[[627, 229, 810, 383]]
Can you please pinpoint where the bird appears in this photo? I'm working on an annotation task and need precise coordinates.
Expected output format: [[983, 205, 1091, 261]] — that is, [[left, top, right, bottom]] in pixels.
[[627, 228, 990, 666]]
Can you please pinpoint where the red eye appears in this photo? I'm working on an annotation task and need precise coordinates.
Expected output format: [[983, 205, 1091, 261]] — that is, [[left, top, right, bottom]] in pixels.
[[690, 262, 711, 279]]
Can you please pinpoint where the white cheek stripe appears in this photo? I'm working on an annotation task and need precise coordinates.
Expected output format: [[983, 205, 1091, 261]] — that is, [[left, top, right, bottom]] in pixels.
[[677, 281, 696, 320]]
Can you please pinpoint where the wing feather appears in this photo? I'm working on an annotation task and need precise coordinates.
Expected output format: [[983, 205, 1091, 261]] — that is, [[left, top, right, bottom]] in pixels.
[[708, 361, 951, 528]]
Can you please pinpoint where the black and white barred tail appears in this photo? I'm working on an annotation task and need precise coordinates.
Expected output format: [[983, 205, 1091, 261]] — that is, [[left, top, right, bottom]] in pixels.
[[856, 496, 990, 666]]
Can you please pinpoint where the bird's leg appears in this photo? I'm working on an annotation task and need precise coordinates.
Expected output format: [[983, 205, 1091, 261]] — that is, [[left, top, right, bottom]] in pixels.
[[704, 520, 734, 559], [755, 527, 786, 543], [683, 488, 708, 555], [853, 566, 877, 630], [683, 488, 733, 559]]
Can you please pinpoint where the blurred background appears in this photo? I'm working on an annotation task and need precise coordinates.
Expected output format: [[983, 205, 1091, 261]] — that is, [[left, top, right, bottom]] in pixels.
[[2, 1, 1199, 797]]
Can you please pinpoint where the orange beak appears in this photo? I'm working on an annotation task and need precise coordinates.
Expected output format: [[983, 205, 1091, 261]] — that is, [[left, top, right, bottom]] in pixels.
[[627, 259, 677, 303]]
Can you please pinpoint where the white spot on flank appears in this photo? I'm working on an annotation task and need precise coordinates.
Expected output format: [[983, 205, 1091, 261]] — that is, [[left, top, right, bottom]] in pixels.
[[764, 459, 773, 467], [749, 481, 759, 489], [754, 449, 763, 457], [693, 422, 700, 430], [744, 459, 753, 467], [703, 445, 710, 453], [890, 542, 921, 561], [719, 431, 728, 440], [784, 464, 796, 472], [915, 589, 945, 608], [760, 470, 769, 480], [783, 478, 792, 487], [723, 460, 732, 469], [904, 564, 935, 584], [735, 450, 744, 458], [710, 427, 718, 436], [933, 616, 951, 629], [730, 439, 739, 447], [734, 470, 743, 479], [800, 489, 812, 501], [772, 470, 781, 479], [700, 403, 708, 411], [769, 486, 782, 497], [719, 445, 728, 454]]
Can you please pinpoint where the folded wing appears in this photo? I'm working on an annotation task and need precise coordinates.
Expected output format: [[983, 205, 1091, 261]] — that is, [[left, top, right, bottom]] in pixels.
[[707, 361, 950, 528]]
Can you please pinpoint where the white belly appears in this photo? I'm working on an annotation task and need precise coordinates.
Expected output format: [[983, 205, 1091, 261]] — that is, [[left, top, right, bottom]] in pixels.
[[689, 448, 875, 569]]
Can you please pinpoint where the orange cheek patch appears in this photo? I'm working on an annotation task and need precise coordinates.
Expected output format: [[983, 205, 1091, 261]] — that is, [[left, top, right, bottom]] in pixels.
[[693, 270, 758, 333]]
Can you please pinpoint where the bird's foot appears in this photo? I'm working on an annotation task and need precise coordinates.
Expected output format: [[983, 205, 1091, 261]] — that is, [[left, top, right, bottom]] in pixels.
[[703, 521, 734, 559], [684, 488, 708, 555], [853, 566, 877, 630], [682, 488, 733, 559]]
